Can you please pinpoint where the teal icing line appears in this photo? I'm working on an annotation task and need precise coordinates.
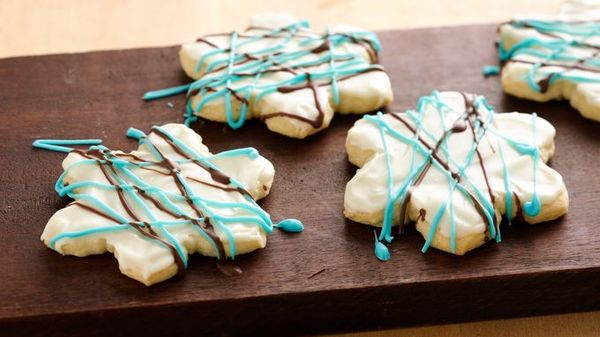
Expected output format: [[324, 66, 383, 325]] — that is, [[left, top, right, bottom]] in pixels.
[[523, 113, 541, 217], [421, 181, 458, 253], [449, 188, 457, 253], [497, 19, 600, 93], [149, 126, 274, 231], [365, 91, 543, 259], [483, 65, 500, 77], [492, 116, 541, 218], [326, 27, 340, 105], [378, 114, 395, 245], [144, 19, 382, 129], [374, 230, 390, 261], [33, 139, 102, 153], [511, 19, 600, 37], [37, 125, 303, 270], [497, 137, 513, 225], [143, 84, 191, 101]]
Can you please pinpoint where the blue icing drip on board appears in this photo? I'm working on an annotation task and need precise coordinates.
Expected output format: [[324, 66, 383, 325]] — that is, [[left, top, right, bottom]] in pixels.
[[483, 65, 500, 77], [34, 125, 301, 273], [275, 219, 304, 233], [143, 19, 383, 129], [362, 92, 544, 259], [374, 231, 391, 261]]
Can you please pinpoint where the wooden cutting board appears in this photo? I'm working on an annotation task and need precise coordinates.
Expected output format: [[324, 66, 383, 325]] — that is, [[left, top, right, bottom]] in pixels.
[[0, 24, 598, 337]]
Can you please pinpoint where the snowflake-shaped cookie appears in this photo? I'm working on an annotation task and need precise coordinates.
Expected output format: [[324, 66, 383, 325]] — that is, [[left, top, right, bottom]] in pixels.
[[144, 13, 393, 139], [344, 91, 568, 258], [497, 5, 600, 121], [37, 124, 302, 285]]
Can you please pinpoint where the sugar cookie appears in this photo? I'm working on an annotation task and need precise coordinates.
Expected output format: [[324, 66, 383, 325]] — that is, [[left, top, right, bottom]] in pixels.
[[144, 13, 393, 139], [345, 91, 568, 258], [496, 4, 600, 120], [36, 124, 302, 285]]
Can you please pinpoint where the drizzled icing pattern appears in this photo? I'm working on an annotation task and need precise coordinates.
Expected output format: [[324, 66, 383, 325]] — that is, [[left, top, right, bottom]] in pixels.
[[143, 14, 392, 138], [499, 19, 600, 93], [344, 91, 567, 259], [493, 16, 600, 121], [36, 124, 302, 285]]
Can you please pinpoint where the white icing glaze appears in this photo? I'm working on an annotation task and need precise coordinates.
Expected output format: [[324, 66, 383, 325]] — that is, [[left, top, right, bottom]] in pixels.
[[345, 91, 566, 242], [178, 13, 393, 138], [41, 123, 275, 285], [499, 4, 600, 121]]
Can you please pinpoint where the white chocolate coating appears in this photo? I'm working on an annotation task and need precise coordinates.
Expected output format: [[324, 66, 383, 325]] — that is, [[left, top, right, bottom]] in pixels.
[[499, 2, 600, 121], [179, 13, 393, 138], [345, 91, 568, 255], [41, 124, 276, 285]]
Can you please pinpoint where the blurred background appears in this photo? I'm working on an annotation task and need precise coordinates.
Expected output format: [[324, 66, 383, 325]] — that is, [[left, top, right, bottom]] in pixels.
[[1, 1, 598, 336], [1, 0, 564, 58]]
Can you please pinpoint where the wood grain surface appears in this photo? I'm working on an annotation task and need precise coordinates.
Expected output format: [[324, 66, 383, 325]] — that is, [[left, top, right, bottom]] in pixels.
[[0, 24, 599, 336]]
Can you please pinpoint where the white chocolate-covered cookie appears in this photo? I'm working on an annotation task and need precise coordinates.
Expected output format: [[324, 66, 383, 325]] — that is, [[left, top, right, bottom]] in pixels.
[[497, 1, 600, 121], [145, 13, 393, 139], [344, 91, 568, 258], [38, 124, 302, 285]]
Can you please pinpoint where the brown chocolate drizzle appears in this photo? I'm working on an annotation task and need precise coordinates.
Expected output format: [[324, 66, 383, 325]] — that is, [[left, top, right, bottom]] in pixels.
[[69, 149, 187, 275], [260, 73, 325, 128], [187, 23, 386, 129], [513, 193, 525, 223], [503, 20, 600, 94], [391, 93, 496, 238], [510, 20, 600, 50], [418, 209, 427, 222], [310, 40, 330, 54], [202, 27, 380, 62], [260, 67, 384, 128], [66, 127, 258, 274], [216, 261, 243, 276]]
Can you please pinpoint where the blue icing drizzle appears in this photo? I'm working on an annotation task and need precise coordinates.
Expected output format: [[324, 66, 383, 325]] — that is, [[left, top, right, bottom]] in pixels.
[[275, 219, 304, 233], [361, 92, 544, 259], [143, 84, 191, 101], [374, 231, 391, 261], [34, 125, 302, 274], [496, 19, 600, 93], [483, 65, 500, 77], [523, 113, 541, 217], [32, 139, 103, 153], [143, 19, 384, 129], [496, 138, 513, 225]]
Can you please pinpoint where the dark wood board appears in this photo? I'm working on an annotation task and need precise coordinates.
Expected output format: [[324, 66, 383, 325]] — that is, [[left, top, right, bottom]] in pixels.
[[0, 24, 599, 336]]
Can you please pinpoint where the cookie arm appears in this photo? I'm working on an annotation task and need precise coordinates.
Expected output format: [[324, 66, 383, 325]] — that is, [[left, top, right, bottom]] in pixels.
[[41, 205, 178, 286], [346, 113, 409, 167], [492, 112, 556, 162], [209, 152, 275, 201]]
